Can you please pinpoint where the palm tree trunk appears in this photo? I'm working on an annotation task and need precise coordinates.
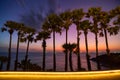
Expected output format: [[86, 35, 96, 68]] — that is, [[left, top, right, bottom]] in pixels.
[[84, 33, 91, 71], [42, 39, 46, 71], [6, 34, 12, 71], [95, 33, 101, 70], [77, 30, 81, 71], [69, 51, 73, 71], [14, 33, 20, 71], [104, 29, 110, 55], [53, 31, 56, 71], [65, 29, 68, 71], [0, 62, 3, 71], [24, 40, 30, 71]]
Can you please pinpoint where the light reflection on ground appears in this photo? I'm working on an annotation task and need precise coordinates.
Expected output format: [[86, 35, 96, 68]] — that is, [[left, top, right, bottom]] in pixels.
[[0, 70, 120, 80]]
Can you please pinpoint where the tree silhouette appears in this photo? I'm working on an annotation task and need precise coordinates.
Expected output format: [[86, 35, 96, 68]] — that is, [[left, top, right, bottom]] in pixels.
[[87, 7, 101, 70], [42, 14, 63, 71], [6, 21, 26, 71], [79, 20, 92, 71], [62, 43, 77, 71], [36, 30, 50, 71], [1, 21, 14, 70], [60, 10, 72, 71], [20, 26, 36, 71], [71, 9, 84, 71], [99, 11, 112, 55]]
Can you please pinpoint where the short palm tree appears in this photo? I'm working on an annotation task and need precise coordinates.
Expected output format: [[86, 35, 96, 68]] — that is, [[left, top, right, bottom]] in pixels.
[[42, 14, 63, 71], [87, 7, 102, 70], [71, 9, 84, 71], [0, 56, 8, 71], [79, 20, 92, 71], [36, 30, 50, 71], [62, 43, 77, 71], [59, 10, 72, 71]]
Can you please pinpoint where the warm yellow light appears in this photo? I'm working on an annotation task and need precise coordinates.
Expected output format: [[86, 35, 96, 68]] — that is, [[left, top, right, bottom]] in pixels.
[[0, 70, 120, 80]]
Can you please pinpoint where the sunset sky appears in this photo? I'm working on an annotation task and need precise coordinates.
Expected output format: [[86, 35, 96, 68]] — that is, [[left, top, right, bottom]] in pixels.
[[0, 0, 120, 53]]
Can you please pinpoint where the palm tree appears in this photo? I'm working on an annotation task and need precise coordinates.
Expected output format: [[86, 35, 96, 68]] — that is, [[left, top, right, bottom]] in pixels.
[[0, 56, 8, 71], [36, 30, 50, 71], [87, 7, 101, 70], [59, 10, 72, 71], [71, 9, 84, 71], [14, 23, 25, 71], [62, 43, 77, 71], [79, 20, 91, 71], [42, 14, 63, 71], [5, 21, 26, 71], [20, 26, 36, 71], [99, 11, 112, 55], [1, 21, 14, 71]]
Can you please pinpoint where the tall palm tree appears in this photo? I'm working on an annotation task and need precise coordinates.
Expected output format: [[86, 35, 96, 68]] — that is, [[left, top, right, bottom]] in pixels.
[[87, 7, 102, 70], [0, 56, 8, 71], [5, 21, 26, 71], [20, 26, 36, 71], [59, 11, 72, 71], [36, 30, 50, 71], [14, 23, 25, 71], [1, 21, 14, 71], [71, 9, 84, 71], [79, 20, 92, 71], [99, 6, 120, 55], [42, 14, 63, 71], [62, 43, 77, 71]]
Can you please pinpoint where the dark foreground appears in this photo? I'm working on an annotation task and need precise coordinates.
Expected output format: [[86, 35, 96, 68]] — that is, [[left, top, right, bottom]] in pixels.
[[91, 53, 120, 69]]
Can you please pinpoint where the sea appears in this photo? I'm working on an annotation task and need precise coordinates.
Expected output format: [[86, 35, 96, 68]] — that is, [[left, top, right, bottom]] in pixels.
[[0, 51, 109, 71]]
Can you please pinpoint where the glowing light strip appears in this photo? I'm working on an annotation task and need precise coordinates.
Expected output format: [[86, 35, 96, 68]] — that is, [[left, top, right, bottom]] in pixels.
[[0, 70, 120, 80]]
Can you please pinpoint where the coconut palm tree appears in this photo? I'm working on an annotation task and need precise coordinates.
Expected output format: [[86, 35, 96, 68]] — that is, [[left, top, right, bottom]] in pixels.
[[5, 21, 26, 71], [14, 23, 25, 71], [68, 43, 77, 71], [0, 56, 8, 71], [42, 14, 63, 71], [79, 20, 91, 71], [20, 26, 36, 71], [71, 9, 84, 71], [1, 21, 14, 71], [99, 11, 111, 55], [62, 43, 77, 71], [59, 10, 72, 71], [87, 7, 102, 70], [36, 30, 50, 71]]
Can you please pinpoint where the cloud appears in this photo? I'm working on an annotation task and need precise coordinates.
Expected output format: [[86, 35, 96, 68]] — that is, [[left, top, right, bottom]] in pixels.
[[19, 0, 59, 30]]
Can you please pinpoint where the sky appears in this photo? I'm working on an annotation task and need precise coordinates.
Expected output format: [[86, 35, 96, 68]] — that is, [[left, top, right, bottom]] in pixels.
[[0, 0, 120, 53]]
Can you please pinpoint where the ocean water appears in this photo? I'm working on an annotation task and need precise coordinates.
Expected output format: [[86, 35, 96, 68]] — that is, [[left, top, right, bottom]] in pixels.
[[0, 51, 108, 71]]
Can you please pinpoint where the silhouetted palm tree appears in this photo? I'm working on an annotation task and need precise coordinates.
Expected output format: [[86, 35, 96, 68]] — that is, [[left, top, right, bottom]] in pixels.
[[42, 14, 62, 71], [7, 21, 26, 71], [87, 7, 101, 70], [99, 11, 112, 55], [79, 20, 91, 71], [71, 9, 84, 71], [62, 43, 77, 71], [60, 10, 72, 71], [36, 30, 50, 71], [1, 21, 14, 70], [20, 26, 36, 71], [0, 56, 8, 71]]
